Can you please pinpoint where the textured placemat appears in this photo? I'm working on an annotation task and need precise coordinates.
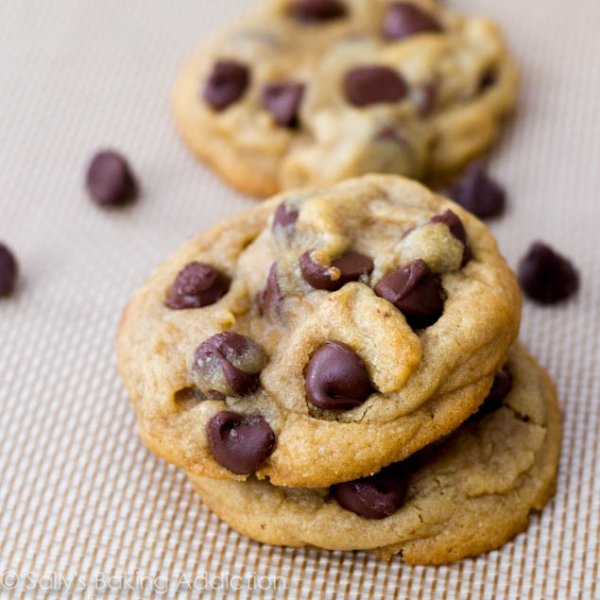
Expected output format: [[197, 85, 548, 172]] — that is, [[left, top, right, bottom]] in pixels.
[[0, 0, 598, 598]]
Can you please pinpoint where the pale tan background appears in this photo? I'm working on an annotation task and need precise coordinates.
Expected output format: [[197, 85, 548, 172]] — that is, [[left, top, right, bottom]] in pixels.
[[0, 0, 599, 598]]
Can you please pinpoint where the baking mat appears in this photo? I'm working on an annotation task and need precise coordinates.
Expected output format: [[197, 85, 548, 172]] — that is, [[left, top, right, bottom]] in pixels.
[[0, 0, 598, 597]]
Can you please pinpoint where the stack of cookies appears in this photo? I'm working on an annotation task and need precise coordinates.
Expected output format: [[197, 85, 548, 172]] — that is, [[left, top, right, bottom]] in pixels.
[[117, 175, 561, 564]]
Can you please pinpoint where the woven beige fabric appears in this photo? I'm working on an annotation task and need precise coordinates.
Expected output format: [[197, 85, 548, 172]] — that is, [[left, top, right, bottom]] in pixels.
[[0, 0, 598, 598]]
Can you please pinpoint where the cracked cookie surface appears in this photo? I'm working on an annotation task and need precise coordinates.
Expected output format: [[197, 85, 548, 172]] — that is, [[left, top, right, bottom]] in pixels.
[[117, 175, 520, 487], [188, 344, 561, 564], [173, 0, 518, 196]]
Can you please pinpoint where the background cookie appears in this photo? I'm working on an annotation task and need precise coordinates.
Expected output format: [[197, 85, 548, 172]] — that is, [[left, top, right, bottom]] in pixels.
[[173, 0, 518, 196], [118, 175, 521, 487], [189, 344, 561, 565]]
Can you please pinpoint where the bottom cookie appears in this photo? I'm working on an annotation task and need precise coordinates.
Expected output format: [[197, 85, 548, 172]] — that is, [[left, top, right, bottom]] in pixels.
[[188, 344, 561, 564]]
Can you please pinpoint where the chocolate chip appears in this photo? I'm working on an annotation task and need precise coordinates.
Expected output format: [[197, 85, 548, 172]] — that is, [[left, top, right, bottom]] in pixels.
[[86, 150, 137, 206], [331, 251, 375, 282], [332, 463, 408, 519], [375, 259, 444, 329], [207, 411, 276, 474], [430, 209, 472, 265], [259, 263, 283, 314], [479, 67, 497, 92], [289, 0, 347, 23], [262, 83, 305, 128], [518, 242, 579, 304], [305, 342, 372, 410], [203, 60, 250, 111], [382, 2, 442, 41], [344, 66, 408, 108], [0, 243, 18, 297], [165, 262, 230, 310], [472, 368, 513, 418], [430, 209, 467, 245], [446, 161, 506, 220], [487, 368, 513, 403], [272, 202, 300, 231], [193, 332, 266, 397], [300, 250, 374, 291]]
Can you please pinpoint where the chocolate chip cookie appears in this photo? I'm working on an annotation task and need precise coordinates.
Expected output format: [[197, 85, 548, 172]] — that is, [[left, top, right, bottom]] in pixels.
[[173, 0, 518, 196], [188, 344, 561, 564], [117, 175, 521, 487]]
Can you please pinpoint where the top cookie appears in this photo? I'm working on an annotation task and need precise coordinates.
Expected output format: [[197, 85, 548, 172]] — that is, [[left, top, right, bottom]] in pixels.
[[117, 175, 521, 487], [173, 0, 518, 196]]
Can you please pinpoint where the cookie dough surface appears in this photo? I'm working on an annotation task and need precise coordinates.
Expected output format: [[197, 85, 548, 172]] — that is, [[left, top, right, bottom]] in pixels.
[[173, 0, 518, 196], [117, 175, 521, 487], [189, 344, 561, 564]]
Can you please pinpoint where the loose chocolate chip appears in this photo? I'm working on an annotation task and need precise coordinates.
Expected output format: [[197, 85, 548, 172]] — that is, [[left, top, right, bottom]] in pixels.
[[272, 202, 300, 231], [203, 60, 250, 111], [207, 411, 276, 474], [518, 242, 579, 304], [446, 161, 506, 220], [262, 82, 305, 128], [86, 150, 137, 206], [194, 332, 265, 397], [430, 209, 472, 265], [344, 66, 408, 108], [300, 250, 374, 291], [0, 243, 18, 297], [305, 341, 372, 410], [375, 259, 444, 329], [259, 263, 283, 314], [382, 2, 442, 41], [289, 0, 347, 23], [332, 463, 408, 519], [165, 262, 230, 310]]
